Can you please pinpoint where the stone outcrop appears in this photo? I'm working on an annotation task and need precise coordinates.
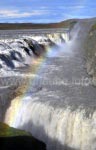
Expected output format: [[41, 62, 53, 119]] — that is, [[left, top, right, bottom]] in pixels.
[[85, 22, 96, 85], [0, 122, 46, 150], [69, 18, 96, 86]]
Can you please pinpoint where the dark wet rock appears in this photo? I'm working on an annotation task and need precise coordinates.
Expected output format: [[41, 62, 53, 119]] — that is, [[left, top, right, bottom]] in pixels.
[[60, 35, 65, 43], [0, 122, 46, 150], [39, 44, 46, 50], [0, 64, 2, 68], [9, 41, 24, 50], [0, 42, 12, 50], [24, 38, 45, 57], [17, 41, 24, 45], [47, 38, 58, 47], [0, 136, 46, 150], [20, 46, 33, 56], [0, 54, 15, 69], [10, 50, 24, 62]]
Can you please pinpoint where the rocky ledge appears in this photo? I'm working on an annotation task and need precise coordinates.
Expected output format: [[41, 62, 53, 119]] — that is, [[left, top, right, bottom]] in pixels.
[[0, 122, 46, 150]]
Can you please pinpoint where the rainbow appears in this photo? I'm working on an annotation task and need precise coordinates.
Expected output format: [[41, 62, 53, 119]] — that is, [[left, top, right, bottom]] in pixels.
[[4, 43, 59, 127]]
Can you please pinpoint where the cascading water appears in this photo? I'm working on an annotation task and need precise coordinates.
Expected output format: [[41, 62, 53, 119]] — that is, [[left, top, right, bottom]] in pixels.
[[1, 25, 96, 150]]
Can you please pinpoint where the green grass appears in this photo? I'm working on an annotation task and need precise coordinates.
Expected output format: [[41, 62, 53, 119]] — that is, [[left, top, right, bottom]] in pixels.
[[0, 122, 31, 137]]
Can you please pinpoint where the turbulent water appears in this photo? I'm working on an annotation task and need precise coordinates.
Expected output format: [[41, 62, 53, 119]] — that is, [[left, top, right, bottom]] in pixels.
[[0, 26, 96, 150]]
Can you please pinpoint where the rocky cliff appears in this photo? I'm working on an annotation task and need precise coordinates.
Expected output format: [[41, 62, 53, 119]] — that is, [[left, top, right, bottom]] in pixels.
[[69, 18, 96, 86], [85, 21, 96, 85], [0, 122, 46, 150]]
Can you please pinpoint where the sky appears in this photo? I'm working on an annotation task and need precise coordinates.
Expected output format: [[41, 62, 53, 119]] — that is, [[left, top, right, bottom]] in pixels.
[[0, 0, 95, 23]]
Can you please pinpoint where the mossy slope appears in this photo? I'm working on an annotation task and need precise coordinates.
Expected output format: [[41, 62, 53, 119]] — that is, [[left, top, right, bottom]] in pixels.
[[0, 122, 31, 137]]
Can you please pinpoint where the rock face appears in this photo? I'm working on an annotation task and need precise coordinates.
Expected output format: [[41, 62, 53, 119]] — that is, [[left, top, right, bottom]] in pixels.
[[1, 136, 46, 150], [69, 18, 96, 86], [0, 122, 46, 150], [85, 22, 96, 85], [24, 38, 45, 57]]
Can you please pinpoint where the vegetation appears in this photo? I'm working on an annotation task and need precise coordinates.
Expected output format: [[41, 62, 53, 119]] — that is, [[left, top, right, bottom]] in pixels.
[[0, 122, 31, 137], [0, 19, 77, 30]]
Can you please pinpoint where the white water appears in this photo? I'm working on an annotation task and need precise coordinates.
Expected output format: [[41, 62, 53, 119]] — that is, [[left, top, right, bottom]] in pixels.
[[5, 98, 96, 150], [0, 33, 68, 71], [2, 25, 96, 150]]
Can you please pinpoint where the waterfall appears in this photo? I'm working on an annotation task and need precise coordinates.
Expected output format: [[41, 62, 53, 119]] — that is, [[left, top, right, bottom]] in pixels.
[[1, 25, 96, 150], [4, 96, 96, 150]]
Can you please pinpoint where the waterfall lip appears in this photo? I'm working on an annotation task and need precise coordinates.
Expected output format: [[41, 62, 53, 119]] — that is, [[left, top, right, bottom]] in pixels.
[[0, 31, 69, 71]]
